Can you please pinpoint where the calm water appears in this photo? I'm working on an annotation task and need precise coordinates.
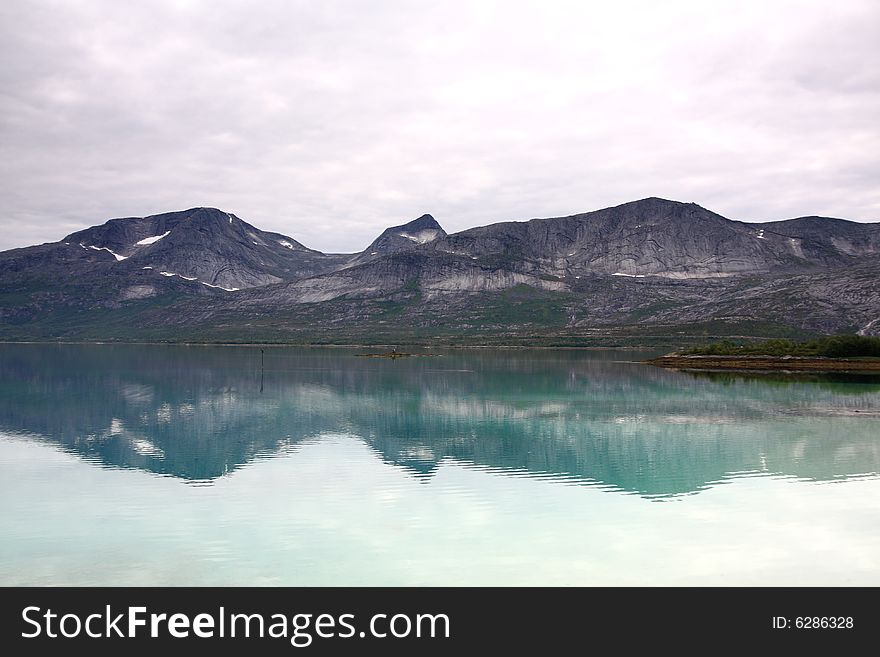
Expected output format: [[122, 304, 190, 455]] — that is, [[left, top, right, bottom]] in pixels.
[[1, 344, 879, 586]]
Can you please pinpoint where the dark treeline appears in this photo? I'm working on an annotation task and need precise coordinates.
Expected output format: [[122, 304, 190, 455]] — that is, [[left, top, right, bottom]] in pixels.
[[686, 335, 880, 358]]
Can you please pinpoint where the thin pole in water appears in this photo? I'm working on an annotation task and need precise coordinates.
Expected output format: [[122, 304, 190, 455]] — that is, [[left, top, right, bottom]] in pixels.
[[260, 348, 264, 393]]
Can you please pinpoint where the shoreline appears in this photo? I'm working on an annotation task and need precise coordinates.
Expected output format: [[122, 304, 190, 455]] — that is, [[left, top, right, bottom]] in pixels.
[[0, 340, 663, 351], [646, 355, 880, 373]]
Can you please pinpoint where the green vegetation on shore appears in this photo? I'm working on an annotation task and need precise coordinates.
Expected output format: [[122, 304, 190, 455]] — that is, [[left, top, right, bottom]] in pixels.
[[684, 335, 880, 358]]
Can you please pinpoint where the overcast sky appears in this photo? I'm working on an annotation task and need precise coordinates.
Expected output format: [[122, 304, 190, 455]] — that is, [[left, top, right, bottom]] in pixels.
[[1, 0, 877, 253]]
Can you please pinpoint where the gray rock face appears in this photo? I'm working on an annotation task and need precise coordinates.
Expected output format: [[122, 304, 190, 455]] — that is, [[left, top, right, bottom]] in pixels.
[[63, 207, 347, 290], [431, 198, 880, 279], [1, 198, 879, 341], [347, 214, 446, 267], [646, 260, 880, 336], [262, 198, 879, 309], [754, 216, 880, 262], [272, 251, 565, 304]]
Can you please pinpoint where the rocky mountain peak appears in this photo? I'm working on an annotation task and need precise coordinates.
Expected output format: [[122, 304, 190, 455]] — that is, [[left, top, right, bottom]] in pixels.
[[399, 213, 443, 233], [352, 213, 447, 263], [57, 207, 345, 290], [603, 197, 718, 223]]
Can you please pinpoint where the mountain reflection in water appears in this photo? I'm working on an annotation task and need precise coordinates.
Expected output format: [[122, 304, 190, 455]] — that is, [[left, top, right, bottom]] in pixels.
[[1, 344, 879, 499]]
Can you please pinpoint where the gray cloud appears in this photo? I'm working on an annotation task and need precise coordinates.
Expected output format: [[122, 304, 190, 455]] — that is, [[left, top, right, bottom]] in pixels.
[[1, 0, 878, 253]]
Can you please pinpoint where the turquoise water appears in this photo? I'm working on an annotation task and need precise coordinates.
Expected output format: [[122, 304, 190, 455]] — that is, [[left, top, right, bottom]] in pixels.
[[1, 344, 879, 585]]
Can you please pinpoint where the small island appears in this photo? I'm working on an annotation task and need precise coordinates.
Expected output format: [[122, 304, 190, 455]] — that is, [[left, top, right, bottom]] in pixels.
[[355, 351, 435, 359], [646, 335, 880, 373]]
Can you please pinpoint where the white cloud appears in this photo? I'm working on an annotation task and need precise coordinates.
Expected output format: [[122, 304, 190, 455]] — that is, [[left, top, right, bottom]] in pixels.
[[1, 0, 877, 253]]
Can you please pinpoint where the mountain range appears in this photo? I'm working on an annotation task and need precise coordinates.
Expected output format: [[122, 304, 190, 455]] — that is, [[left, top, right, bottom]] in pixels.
[[1, 198, 878, 345]]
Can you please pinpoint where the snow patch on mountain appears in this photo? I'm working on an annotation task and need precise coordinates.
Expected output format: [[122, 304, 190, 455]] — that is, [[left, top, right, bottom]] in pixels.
[[87, 245, 127, 261], [202, 282, 240, 292], [399, 230, 441, 244], [136, 231, 171, 246]]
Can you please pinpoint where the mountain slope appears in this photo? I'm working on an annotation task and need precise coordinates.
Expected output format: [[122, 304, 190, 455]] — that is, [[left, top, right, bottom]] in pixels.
[[0, 207, 349, 333], [347, 213, 447, 267], [1, 198, 878, 342], [63, 207, 347, 289], [431, 198, 880, 279], [247, 198, 880, 309]]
